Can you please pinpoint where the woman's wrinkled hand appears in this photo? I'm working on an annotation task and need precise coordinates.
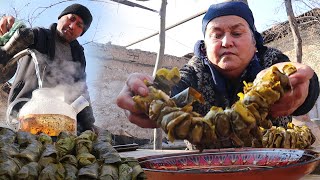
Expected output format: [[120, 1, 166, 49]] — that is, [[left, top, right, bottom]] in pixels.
[[116, 73, 158, 128], [267, 62, 314, 117]]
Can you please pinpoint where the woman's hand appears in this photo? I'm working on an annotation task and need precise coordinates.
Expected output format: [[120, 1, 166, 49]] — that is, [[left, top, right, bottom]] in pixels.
[[267, 62, 314, 117], [116, 73, 158, 128]]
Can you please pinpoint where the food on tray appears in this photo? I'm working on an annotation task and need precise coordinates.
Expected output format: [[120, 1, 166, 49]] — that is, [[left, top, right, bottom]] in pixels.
[[0, 127, 146, 179], [133, 64, 315, 150]]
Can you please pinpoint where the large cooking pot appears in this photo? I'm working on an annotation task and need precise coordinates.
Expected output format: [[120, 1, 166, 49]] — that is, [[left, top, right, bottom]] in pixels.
[[6, 88, 89, 136]]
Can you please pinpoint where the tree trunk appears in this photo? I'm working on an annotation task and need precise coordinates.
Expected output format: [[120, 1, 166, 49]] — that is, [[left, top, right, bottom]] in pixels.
[[153, 0, 167, 150], [285, 0, 303, 63]]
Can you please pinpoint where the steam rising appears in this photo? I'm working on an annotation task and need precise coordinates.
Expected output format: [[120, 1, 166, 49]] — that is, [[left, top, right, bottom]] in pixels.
[[32, 50, 91, 104]]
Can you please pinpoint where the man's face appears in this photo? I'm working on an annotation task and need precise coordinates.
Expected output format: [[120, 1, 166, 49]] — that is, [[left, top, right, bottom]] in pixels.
[[56, 14, 84, 43], [204, 15, 256, 78]]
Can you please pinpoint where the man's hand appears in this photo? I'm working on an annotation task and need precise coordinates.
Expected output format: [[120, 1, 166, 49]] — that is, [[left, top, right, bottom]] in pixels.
[[116, 73, 158, 128], [0, 16, 15, 36]]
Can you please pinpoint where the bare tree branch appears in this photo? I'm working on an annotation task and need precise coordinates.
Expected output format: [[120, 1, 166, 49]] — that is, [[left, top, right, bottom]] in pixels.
[[82, 15, 101, 46], [295, 0, 320, 9], [29, 0, 76, 27]]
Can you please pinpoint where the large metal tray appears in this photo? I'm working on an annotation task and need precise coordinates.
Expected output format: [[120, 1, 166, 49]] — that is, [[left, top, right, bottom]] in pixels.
[[138, 148, 320, 180]]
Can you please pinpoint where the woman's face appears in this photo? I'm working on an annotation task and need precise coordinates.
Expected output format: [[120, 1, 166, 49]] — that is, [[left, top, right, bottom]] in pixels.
[[56, 14, 84, 43], [204, 15, 256, 78]]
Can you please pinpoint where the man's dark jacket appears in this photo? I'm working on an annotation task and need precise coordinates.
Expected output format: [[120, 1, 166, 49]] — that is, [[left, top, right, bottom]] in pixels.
[[8, 23, 95, 134]]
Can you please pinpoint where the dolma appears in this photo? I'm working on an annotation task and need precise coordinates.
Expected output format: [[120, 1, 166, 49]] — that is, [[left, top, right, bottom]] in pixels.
[[78, 162, 99, 180], [38, 144, 58, 169], [93, 141, 121, 164], [77, 130, 97, 142], [15, 140, 43, 163], [77, 152, 96, 167], [0, 144, 19, 158], [38, 156, 57, 170], [0, 127, 16, 136], [59, 155, 78, 180], [41, 144, 58, 159], [59, 155, 77, 167], [63, 163, 78, 180], [16, 162, 40, 180], [76, 139, 92, 154], [99, 163, 119, 180], [58, 131, 76, 139], [38, 163, 65, 180], [0, 157, 22, 180], [75, 131, 97, 155], [125, 157, 146, 180], [16, 132, 36, 147], [37, 133, 53, 145], [0, 128, 16, 147], [119, 163, 133, 180], [55, 133, 75, 157], [0, 150, 10, 163]]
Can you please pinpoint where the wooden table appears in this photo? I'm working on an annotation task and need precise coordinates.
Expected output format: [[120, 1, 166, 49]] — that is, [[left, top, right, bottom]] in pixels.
[[120, 148, 320, 180]]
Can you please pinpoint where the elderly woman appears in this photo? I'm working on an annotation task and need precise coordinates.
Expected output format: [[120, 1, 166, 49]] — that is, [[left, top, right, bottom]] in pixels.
[[116, 2, 319, 134]]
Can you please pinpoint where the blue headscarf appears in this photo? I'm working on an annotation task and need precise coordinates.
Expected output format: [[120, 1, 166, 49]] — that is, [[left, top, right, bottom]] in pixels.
[[202, 1, 264, 50]]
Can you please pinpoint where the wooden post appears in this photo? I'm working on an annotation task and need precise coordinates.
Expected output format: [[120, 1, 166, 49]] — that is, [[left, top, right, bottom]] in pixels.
[[153, 0, 167, 150]]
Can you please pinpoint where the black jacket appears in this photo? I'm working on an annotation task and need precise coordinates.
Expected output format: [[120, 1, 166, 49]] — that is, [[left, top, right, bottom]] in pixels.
[[8, 23, 95, 133]]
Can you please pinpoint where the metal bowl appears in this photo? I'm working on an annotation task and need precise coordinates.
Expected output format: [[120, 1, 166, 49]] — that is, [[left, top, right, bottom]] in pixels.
[[138, 148, 320, 180]]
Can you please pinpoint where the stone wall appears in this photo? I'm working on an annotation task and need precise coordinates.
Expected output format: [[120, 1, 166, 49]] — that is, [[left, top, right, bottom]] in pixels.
[[86, 43, 189, 140]]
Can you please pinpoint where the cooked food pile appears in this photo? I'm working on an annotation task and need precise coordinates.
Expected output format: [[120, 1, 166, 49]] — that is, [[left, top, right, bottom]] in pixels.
[[0, 128, 146, 180], [133, 65, 315, 150], [262, 122, 315, 149]]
